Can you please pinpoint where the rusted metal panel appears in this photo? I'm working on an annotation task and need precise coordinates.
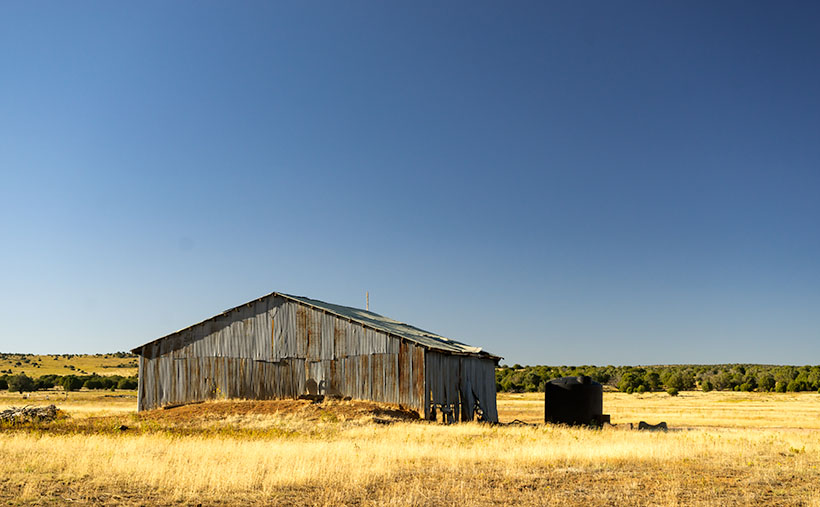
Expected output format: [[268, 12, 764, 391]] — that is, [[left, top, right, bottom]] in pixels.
[[364, 328, 383, 354], [137, 355, 145, 410], [291, 358, 305, 396], [305, 306, 322, 360], [333, 318, 347, 358], [274, 314, 277, 361], [296, 304, 308, 358], [420, 351, 498, 423], [320, 360, 332, 389], [386, 335, 399, 355], [371, 354, 384, 401], [398, 341, 411, 406], [477, 358, 498, 422], [329, 358, 344, 395], [349, 325, 362, 356], [349, 355, 360, 400], [383, 352, 398, 404], [358, 355, 370, 400], [342, 355, 356, 398], [413, 345, 426, 415], [307, 360, 327, 389], [279, 301, 293, 359], [348, 356, 364, 399], [321, 312, 335, 360]]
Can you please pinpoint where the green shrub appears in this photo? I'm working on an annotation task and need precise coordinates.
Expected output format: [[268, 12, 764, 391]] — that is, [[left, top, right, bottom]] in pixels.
[[666, 388, 679, 396], [636, 385, 647, 394], [62, 375, 83, 392], [786, 380, 804, 392], [523, 370, 542, 392], [117, 377, 138, 390], [0, 377, 8, 390], [701, 380, 713, 392], [8, 373, 35, 393], [618, 371, 645, 393], [775, 381, 787, 393], [643, 372, 661, 391], [34, 378, 55, 390], [757, 374, 776, 392]]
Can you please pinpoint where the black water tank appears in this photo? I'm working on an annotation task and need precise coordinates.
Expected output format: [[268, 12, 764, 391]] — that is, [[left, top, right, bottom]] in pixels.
[[545, 376, 603, 425]]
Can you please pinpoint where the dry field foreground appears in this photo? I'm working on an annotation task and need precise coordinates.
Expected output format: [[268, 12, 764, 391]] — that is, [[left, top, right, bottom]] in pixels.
[[1, 391, 820, 506]]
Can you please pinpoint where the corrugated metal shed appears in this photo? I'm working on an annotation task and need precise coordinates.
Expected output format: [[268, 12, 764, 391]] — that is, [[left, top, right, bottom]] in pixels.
[[132, 292, 500, 422]]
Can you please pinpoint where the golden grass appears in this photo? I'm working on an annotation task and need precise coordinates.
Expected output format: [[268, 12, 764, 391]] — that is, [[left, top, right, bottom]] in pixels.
[[0, 390, 137, 418], [500, 391, 820, 429], [2, 391, 820, 505], [0, 354, 138, 377]]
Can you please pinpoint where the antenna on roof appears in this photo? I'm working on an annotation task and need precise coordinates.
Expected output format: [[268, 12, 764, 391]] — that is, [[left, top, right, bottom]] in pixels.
[[366, 291, 369, 311]]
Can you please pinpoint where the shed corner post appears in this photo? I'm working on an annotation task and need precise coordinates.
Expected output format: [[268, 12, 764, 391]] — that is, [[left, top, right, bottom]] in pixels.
[[423, 349, 431, 421], [136, 351, 144, 412]]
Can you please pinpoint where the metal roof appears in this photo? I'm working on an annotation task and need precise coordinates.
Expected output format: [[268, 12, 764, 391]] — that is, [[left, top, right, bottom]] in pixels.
[[133, 291, 501, 360]]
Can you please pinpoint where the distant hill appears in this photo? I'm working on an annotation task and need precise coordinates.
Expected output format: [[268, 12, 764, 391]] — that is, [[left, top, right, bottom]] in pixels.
[[0, 352, 138, 377]]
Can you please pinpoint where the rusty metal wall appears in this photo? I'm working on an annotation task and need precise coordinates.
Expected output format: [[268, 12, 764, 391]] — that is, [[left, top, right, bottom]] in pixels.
[[137, 295, 429, 412], [138, 355, 307, 410], [425, 351, 499, 423]]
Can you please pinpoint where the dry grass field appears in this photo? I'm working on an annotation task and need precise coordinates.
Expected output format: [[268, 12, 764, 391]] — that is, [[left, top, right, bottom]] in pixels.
[[2, 390, 820, 505], [500, 390, 820, 429]]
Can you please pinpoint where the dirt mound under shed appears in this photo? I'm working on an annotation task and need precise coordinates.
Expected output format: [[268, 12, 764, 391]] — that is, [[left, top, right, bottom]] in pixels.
[[140, 398, 420, 425]]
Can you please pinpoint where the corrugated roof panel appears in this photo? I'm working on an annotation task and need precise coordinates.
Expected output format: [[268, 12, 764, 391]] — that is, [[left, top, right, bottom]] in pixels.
[[280, 294, 498, 358], [132, 291, 500, 360]]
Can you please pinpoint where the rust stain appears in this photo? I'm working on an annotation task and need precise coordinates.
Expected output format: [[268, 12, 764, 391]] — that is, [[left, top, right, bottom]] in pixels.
[[412, 345, 425, 413], [334, 318, 345, 358], [270, 317, 276, 358], [398, 341, 411, 406], [372, 354, 384, 401]]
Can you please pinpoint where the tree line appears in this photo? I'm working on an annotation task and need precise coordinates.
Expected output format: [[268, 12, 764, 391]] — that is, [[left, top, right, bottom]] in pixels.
[[5, 364, 819, 395], [0, 373, 138, 393], [496, 364, 820, 394]]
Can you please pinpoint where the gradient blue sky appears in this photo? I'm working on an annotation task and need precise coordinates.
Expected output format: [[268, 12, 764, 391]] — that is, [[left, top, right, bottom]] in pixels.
[[1, 2, 818, 365]]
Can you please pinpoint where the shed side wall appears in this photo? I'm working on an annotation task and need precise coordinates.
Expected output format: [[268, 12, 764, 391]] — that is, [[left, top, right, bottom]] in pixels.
[[425, 351, 498, 423], [138, 296, 428, 412]]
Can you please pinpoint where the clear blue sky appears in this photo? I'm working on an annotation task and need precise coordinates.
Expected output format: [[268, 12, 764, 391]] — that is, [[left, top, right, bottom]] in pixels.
[[1, 2, 818, 365]]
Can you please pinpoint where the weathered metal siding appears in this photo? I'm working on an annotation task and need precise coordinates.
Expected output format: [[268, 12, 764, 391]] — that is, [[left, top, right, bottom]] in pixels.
[[139, 354, 307, 410], [152, 298, 274, 362], [137, 354, 144, 409], [137, 295, 429, 413], [425, 351, 499, 423]]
